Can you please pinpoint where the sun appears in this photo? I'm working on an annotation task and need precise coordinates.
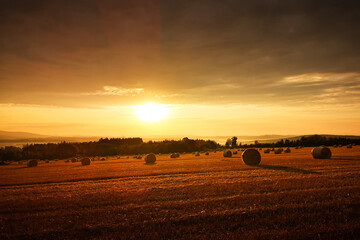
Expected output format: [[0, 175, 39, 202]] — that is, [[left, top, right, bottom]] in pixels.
[[134, 103, 169, 122]]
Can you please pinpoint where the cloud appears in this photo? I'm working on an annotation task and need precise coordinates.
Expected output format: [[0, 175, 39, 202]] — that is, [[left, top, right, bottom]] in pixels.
[[0, 0, 359, 110], [262, 72, 360, 107], [278, 72, 360, 85], [160, 72, 360, 108], [84, 86, 144, 96]]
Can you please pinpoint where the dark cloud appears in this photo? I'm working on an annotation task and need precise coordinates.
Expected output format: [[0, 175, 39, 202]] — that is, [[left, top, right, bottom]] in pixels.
[[161, 0, 360, 85], [0, 0, 359, 107]]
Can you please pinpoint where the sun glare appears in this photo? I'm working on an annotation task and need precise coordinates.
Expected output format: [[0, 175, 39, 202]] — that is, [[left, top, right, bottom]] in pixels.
[[134, 103, 169, 123]]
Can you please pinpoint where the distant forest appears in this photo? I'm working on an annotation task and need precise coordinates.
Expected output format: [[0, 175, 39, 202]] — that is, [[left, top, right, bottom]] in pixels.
[[0, 137, 219, 161], [0, 135, 359, 162], [227, 134, 360, 148]]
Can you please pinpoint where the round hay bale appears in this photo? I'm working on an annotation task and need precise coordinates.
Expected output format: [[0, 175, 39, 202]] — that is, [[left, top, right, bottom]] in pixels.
[[233, 151, 238, 155], [81, 157, 91, 165], [223, 150, 232, 157], [145, 153, 156, 164], [71, 158, 77, 163], [263, 149, 270, 153], [284, 147, 291, 153], [312, 147, 331, 159], [242, 149, 261, 166], [27, 159, 38, 167], [195, 152, 200, 156], [205, 152, 209, 155], [274, 149, 282, 154]]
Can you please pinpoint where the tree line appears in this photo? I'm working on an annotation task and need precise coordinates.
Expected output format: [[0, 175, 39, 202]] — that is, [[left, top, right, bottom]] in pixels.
[[0, 137, 219, 161], [226, 135, 360, 148], [1, 135, 359, 162]]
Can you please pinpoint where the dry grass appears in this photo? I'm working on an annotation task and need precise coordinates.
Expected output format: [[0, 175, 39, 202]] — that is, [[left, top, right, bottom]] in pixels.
[[0, 147, 359, 239]]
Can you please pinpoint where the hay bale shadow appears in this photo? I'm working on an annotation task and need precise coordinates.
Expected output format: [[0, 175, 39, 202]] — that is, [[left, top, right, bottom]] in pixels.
[[11, 166, 28, 169], [258, 164, 320, 175], [144, 162, 157, 166], [72, 165, 88, 168], [331, 156, 360, 161]]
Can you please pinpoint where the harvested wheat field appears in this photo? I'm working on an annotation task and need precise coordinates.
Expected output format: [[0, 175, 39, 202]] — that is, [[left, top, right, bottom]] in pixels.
[[0, 147, 359, 239]]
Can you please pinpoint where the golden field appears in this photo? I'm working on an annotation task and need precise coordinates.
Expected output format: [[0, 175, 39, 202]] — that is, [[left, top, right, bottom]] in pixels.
[[0, 147, 359, 239]]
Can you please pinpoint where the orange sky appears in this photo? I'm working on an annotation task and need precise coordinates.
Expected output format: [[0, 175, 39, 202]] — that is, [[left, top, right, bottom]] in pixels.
[[0, 0, 360, 137]]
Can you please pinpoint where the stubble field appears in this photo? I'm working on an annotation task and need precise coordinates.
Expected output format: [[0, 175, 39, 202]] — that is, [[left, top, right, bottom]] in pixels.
[[0, 147, 359, 239]]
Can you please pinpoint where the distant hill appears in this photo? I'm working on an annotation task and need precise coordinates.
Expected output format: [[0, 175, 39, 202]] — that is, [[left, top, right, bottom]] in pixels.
[[142, 135, 298, 144], [0, 130, 51, 140], [0, 130, 99, 147], [248, 134, 360, 144], [1, 130, 359, 147], [0, 132, 297, 146], [190, 134, 360, 144]]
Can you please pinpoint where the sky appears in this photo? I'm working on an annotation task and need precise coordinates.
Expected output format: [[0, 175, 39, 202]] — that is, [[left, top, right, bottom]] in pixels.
[[0, 0, 360, 137]]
